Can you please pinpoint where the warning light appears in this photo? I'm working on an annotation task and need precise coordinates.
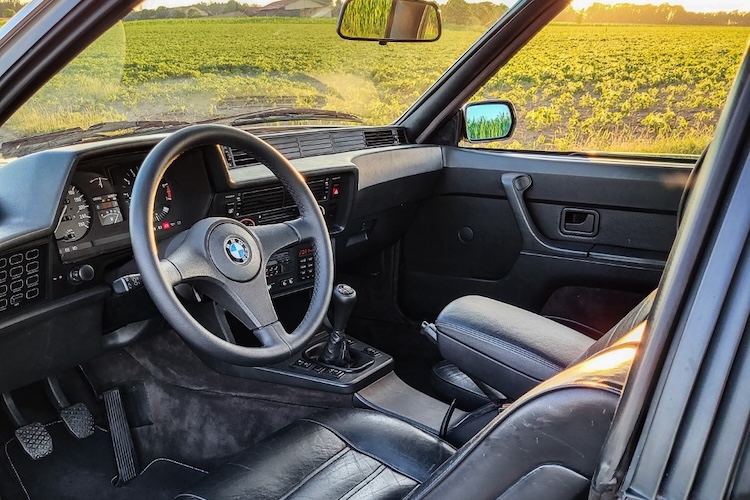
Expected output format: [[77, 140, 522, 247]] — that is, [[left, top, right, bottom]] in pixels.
[[161, 222, 171, 230], [332, 184, 340, 197]]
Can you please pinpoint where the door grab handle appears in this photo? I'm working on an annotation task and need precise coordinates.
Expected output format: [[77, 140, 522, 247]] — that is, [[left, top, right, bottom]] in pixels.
[[560, 208, 599, 236], [501, 173, 590, 257]]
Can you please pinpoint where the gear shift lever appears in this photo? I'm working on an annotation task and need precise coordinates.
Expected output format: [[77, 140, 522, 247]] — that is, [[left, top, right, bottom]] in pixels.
[[320, 284, 356, 367]]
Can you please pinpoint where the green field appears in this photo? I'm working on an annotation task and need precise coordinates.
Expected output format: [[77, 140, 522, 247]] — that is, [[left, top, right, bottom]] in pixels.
[[4, 18, 748, 154]]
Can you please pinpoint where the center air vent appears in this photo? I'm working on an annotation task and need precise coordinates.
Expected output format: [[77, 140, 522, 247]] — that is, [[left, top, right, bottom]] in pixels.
[[240, 186, 285, 215]]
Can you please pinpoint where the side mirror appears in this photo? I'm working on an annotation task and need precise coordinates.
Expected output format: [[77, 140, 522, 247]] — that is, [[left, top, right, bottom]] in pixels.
[[337, 0, 442, 44], [463, 100, 516, 142]]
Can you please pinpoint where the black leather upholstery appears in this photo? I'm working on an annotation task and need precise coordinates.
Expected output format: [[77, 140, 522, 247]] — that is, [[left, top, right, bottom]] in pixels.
[[434, 295, 594, 399], [176, 409, 455, 500], [178, 325, 642, 500], [433, 290, 656, 401], [431, 360, 492, 410], [408, 329, 641, 499]]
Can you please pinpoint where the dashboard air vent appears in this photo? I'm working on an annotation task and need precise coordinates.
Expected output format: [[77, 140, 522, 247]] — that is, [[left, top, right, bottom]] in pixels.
[[224, 147, 260, 169], [240, 186, 285, 215], [224, 128, 406, 169], [307, 178, 329, 202], [266, 136, 302, 160], [332, 130, 367, 152], [364, 129, 402, 147], [299, 134, 334, 156]]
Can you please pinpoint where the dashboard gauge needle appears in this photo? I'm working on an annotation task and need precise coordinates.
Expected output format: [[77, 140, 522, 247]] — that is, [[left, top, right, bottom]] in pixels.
[[54, 208, 67, 233]]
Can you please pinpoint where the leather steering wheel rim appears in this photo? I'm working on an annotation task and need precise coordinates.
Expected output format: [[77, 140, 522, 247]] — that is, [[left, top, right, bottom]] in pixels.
[[130, 124, 333, 366]]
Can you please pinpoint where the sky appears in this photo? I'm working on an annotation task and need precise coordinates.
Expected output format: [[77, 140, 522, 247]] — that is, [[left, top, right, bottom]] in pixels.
[[141, 0, 749, 13]]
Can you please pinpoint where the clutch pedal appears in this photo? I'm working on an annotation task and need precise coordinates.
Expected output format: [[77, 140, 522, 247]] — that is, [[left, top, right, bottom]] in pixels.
[[2, 393, 53, 460], [15, 422, 53, 460]]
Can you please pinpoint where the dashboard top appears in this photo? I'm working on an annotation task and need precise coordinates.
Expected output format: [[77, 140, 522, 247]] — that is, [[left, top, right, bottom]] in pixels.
[[0, 129, 443, 256]]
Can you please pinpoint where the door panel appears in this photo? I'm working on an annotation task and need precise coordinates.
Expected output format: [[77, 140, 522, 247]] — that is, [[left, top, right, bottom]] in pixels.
[[398, 147, 692, 336]]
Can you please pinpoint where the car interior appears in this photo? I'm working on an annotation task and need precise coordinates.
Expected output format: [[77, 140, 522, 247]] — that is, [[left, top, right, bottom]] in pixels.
[[0, 0, 735, 498]]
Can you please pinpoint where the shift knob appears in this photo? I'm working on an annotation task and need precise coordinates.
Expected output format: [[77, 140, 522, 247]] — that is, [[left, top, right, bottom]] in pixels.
[[332, 284, 357, 333]]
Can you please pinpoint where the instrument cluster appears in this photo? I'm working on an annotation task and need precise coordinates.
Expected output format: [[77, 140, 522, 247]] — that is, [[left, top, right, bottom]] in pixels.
[[54, 149, 211, 262]]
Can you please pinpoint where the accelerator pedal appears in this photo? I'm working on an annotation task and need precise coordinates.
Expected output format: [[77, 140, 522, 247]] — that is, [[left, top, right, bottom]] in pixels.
[[103, 388, 139, 484], [15, 422, 53, 460]]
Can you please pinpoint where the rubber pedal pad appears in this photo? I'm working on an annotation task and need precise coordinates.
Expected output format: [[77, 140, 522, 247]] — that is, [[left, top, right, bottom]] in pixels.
[[15, 422, 53, 460], [60, 402, 95, 439]]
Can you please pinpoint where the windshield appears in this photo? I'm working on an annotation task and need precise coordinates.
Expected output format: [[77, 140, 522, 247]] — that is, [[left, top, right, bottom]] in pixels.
[[0, 0, 512, 157]]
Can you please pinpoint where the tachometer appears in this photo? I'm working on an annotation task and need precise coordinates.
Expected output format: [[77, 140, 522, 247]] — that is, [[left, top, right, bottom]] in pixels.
[[119, 166, 173, 223], [54, 185, 92, 242]]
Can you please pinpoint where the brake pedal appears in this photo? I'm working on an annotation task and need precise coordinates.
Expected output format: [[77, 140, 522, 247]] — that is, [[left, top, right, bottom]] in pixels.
[[45, 377, 94, 439], [15, 422, 53, 460], [60, 403, 95, 439]]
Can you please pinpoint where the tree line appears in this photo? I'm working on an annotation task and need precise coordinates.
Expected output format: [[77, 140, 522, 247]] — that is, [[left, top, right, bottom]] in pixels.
[[557, 2, 750, 26], [123, 0, 749, 27]]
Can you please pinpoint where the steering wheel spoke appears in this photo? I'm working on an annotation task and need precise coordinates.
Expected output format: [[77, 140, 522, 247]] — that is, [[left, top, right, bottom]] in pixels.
[[213, 277, 279, 332], [160, 221, 224, 284], [251, 221, 302, 259]]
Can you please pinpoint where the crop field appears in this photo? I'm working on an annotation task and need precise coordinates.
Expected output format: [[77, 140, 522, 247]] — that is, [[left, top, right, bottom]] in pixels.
[[4, 17, 748, 154]]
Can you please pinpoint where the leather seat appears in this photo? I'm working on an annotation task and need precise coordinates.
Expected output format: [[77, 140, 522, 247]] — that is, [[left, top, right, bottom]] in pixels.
[[177, 323, 643, 499], [433, 290, 656, 406], [175, 409, 455, 500]]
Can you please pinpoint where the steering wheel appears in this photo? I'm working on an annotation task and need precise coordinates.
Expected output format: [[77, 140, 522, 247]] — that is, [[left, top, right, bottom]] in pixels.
[[130, 124, 334, 366]]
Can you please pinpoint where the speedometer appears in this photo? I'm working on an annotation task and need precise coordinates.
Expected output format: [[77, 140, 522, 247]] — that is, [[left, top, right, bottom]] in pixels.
[[54, 185, 92, 242], [119, 166, 173, 223]]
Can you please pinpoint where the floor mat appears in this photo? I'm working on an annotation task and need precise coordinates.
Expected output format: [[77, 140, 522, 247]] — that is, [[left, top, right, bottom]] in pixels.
[[3, 421, 206, 500]]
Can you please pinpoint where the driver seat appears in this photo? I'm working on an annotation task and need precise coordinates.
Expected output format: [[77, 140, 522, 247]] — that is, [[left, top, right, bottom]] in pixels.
[[175, 323, 642, 500]]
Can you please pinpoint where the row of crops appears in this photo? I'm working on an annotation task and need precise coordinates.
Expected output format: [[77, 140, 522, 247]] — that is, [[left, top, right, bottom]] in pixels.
[[4, 17, 748, 154]]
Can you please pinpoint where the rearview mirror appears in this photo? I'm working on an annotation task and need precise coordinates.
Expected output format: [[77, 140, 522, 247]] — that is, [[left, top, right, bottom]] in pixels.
[[337, 0, 442, 44], [464, 100, 516, 142]]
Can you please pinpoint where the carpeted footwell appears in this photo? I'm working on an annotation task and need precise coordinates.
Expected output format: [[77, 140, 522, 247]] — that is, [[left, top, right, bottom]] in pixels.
[[3, 421, 206, 499]]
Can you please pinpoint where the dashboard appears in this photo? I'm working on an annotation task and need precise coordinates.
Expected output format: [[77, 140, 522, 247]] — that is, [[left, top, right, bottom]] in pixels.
[[0, 126, 443, 393]]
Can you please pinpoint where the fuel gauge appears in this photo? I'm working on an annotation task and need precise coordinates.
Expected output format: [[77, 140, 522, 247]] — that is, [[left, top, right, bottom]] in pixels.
[[92, 193, 124, 226], [98, 208, 123, 226]]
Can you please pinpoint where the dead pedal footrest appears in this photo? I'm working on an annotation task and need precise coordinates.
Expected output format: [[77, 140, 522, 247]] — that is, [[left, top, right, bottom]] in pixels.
[[60, 403, 95, 439], [15, 422, 53, 460]]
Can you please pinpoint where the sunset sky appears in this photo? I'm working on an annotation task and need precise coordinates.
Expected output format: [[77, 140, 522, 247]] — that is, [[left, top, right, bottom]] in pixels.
[[140, 0, 749, 13]]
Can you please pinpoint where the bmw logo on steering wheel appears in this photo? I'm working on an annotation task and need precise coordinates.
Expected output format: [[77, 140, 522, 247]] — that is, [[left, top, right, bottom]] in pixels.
[[225, 236, 250, 264]]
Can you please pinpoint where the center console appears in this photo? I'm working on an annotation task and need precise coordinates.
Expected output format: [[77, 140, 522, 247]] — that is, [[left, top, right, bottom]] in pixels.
[[251, 333, 393, 393], [198, 282, 394, 394]]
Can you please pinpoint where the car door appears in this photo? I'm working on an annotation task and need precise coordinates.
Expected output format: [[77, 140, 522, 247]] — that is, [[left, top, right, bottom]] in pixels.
[[397, 14, 742, 337], [399, 147, 689, 337]]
